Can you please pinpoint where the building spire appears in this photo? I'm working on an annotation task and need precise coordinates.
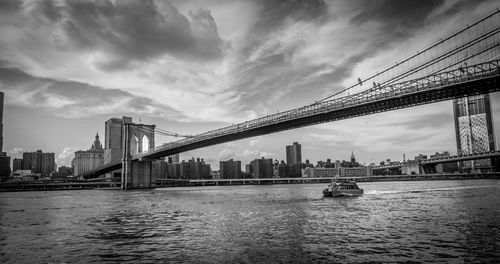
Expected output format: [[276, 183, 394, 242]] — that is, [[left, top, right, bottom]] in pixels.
[[92, 131, 103, 150]]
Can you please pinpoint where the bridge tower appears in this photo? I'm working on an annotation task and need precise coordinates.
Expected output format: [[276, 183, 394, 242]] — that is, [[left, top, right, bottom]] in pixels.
[[121, 121, 156, 189]]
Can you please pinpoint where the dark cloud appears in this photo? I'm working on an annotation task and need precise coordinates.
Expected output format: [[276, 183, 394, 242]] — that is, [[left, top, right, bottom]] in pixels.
[[23, 0, 224, 70], [31, 0, 63, 22], [227, 47, 379, 115], [350, 0, 444, 28], [0, 66, 183, 119], [345, 0, 447, 54], [254, 0, 327, 34], [237, 0, 327, 57], [220, 0, 329, 113], [439, 0, 491, 19], [0, 0, 21, 13], [0, 66, 33, 84]]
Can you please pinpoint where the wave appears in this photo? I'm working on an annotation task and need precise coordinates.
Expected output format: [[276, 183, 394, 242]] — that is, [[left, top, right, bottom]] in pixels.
[[365, 185, 493, 195]]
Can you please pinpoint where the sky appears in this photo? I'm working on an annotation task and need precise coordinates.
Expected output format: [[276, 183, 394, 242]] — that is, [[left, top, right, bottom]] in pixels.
[[1, 0, 500, 170]]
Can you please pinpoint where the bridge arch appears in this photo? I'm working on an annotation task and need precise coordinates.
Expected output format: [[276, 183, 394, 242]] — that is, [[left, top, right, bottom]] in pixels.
[[130, 135, 139, 155], [141, 135, 149, 153], [124, 123, 156, 156]]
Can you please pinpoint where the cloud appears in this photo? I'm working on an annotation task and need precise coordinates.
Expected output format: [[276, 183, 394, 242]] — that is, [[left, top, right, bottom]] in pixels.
[[308, 102, 457, 154], [7, 147, 24, 159], [210, 0, 458, 117], [216, 140, 277, 170], [3, 0, 224, 71], [1, 0, 495, 126], [0, 0, 21, 13], [1, 0, 498, 149], [57, 147, 78, 167], [350, 0, 444, 28], [0, 66, 184, 119], [63, 0, 224, 69], [249, 139, 260, 148]]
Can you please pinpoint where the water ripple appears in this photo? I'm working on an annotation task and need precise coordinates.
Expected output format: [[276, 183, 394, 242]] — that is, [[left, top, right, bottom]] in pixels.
[[0, 180, 499, 263]]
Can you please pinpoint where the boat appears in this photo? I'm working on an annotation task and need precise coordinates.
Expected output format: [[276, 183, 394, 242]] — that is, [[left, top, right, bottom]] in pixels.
[[322, 180, 363, 197]]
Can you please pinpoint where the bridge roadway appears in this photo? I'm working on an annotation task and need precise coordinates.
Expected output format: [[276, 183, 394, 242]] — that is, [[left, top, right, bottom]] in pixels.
[[83, 60, 500, 178], [421, 150, 500, 164], [373, 150, 500, 170]]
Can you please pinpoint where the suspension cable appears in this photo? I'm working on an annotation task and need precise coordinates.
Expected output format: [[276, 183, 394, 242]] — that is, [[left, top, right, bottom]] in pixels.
[[315, 9, 500, 103]]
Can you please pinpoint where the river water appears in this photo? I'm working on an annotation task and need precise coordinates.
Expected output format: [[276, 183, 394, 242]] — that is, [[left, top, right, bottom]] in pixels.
[[1, 179, 499, 263]]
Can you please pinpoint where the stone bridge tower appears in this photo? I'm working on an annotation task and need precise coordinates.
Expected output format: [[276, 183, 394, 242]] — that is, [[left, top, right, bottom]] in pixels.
[[121, 120, 156, 189]]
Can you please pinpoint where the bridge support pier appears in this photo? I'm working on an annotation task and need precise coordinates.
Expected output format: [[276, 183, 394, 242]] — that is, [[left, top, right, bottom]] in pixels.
[[122, 159, 156, 189]]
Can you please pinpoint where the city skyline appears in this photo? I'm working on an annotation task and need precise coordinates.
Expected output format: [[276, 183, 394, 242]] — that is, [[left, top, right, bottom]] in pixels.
[[1, 0, 500, 170]]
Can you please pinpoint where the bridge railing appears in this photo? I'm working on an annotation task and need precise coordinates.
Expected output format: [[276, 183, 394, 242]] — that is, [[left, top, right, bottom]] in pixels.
[[138, 59, 500, 159], [372, 150, 500, 168], [420, 150, 500, 163]]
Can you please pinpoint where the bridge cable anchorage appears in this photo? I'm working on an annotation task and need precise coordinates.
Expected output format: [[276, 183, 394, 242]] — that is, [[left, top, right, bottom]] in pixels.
[[314, 9, 500, 104]]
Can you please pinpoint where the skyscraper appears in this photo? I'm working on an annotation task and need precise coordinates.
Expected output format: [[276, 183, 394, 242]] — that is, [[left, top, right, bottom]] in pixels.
[[286, 142, 302, 165], [104, 116, 132, 164], [453, 94, 496, 171], [0, 91, 3, 153], [0, 92, 11, 178]]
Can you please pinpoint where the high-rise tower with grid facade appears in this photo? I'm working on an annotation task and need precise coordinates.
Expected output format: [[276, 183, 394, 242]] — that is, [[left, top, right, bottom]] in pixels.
[[453, 94, 496, 171]]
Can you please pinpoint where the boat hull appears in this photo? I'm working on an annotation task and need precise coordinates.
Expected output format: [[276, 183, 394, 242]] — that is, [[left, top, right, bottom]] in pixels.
[[322, 189, 363, 197]]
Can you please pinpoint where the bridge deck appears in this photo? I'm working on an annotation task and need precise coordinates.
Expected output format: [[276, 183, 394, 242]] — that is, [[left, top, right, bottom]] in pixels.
[[83, 60, 500, 178]]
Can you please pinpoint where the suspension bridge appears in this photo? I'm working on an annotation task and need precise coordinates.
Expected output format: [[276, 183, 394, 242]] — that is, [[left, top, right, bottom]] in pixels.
[[81, 10, 500, 188]]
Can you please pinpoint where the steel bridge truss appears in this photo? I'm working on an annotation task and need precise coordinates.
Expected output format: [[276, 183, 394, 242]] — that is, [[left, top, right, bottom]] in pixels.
[[83, 59, 500, 178], [143, 60, 500, 158], [82, 8, 500, 178]]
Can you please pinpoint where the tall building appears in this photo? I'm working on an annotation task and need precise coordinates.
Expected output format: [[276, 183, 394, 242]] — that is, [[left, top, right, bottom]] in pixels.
[[13, 158, 23, 171], [104, 116, 132, 164], [72, 132, 104, 177], [167, 153, 180, 164], [220, 159, 242, 179], [0, 153, 10, 178], [277, 160, 288, 177], [179, 158, 211, 179], [245, 164, 253, 174], [453, 94, 496, 171], [286, 142, 302, 165], [0, 91, 3, 153], [22, 150, 56, 177], [251, 157, 273, 178], [152, 160, 167, 179], [0, 92, 10, 178], [166, 163, 181, 178]]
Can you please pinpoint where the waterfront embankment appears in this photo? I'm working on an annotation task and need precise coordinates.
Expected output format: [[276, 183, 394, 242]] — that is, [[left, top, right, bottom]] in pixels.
[[1, 172, 499, 192]]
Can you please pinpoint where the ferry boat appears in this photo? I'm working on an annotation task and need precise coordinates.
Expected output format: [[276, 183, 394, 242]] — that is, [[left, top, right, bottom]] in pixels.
[[322, 181, 363, 197]]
